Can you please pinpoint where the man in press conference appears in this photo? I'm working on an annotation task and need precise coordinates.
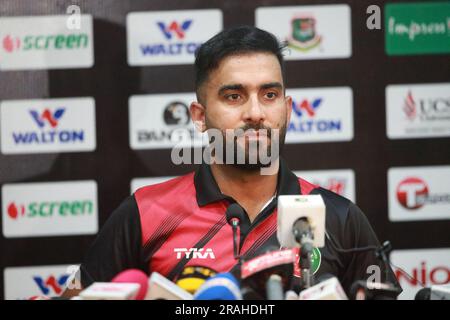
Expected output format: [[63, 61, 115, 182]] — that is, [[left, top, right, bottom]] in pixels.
[[63, 26, 401, 299]]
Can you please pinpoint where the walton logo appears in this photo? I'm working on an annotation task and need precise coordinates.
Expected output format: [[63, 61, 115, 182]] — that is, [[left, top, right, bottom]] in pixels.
[[288, 98, 342, 133], [139, 20, 200, 56], [292, 98, 322, 118], [287, 15, 322, 52], [11, 107, 85, 145], [157, 20, 193, 40], [30, 108, 65, 128], [174, 248, 215, 259], [33, 274, 69, 296], [2, 35, 21, 53], [397, 177, 429, 209], [7, 202, 25, 220]]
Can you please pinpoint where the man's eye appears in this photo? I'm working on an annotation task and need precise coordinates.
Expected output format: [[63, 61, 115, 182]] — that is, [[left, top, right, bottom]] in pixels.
[[265, 92, 277, 99], [226, 94, 240, 101]]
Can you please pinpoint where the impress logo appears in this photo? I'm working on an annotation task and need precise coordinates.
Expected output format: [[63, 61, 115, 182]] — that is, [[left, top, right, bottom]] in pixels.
[[286, 87, 353, 143], [1, 97, 96, 154], [127, 10, 222, 66], [0, 15, 94, 70], [1, 181, 98, 238], [386, 83, 450, 139], [390, 248, 450, 300], [388, 166, 450, 221], [33, 274, 69, 296], [157, 20, 193, 40], [256, 4, 351, 60]]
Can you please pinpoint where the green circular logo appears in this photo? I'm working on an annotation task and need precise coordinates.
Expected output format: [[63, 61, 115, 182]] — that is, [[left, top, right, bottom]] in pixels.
[[311, 247, 322, 274]]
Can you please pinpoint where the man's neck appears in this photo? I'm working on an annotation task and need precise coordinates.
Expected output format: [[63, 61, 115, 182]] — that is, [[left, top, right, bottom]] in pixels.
[[210, 161, 279, 222]]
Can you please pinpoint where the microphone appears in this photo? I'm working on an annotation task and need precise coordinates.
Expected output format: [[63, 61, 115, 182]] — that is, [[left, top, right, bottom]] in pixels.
[[175, 266, 217, 294], [277, 195, 326, 289], [415, 285, 450, 300], [111, 269, 148, 300], [349, 280, 402, 300], [194, 273, 243, 300], [78, 269, 148, 300], [299, 273, 348, 300], [240, 247, 295, 300], [146, 272, 193, 300], [226, 203, 245, 260]]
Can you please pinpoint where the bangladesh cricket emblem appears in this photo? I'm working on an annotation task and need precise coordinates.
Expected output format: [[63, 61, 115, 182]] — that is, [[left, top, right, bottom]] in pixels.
[[287, 16, 322, 52]]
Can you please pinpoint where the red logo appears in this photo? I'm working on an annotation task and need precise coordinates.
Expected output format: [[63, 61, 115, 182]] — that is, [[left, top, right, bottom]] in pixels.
[[2, 35, 21, 53], [7, 202, 25, 220], [396, 177, 429, 210], [395, 261, 450, 287], [403, 90, 417, 121]]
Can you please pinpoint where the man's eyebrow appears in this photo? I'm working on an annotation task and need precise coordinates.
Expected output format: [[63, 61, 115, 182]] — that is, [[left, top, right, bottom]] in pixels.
[[260, 82, 283, 90], [218, 84, 244, 95]]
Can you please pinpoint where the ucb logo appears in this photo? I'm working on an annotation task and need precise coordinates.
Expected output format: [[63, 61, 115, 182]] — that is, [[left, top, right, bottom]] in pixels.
[[174, 248, 215, 259]]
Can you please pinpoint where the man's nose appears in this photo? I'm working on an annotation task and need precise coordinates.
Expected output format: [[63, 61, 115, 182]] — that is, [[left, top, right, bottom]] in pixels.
[[243, 95, 266, 124]]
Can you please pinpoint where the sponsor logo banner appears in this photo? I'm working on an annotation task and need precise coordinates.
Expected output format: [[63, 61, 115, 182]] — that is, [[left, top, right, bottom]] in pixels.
[[385, 2, 450, 56], [1, 97, 96, 154], [4, 264, 77, 300], [2, 180, 98, 238], [127, 9, 222, 65], [0, 15, 94, 70], [386, 83, 450, 139], [286, 87, 353, 143], [130, 176, 174, 194], [129, 93, 206, 150], [294, 169, 355, 202], [388, 166, 450, 222], [256, 4, 352, 60], [391, 248, 450, 300]]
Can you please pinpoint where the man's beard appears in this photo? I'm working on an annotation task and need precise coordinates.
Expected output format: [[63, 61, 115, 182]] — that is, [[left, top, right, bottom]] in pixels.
[[206, 122, 287, 172]]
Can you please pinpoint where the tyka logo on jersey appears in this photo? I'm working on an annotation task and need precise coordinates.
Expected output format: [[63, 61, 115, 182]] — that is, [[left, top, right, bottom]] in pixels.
[[174, 248, 216, 260]]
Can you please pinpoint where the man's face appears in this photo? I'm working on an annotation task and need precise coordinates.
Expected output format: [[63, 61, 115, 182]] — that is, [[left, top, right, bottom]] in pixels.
[[192, 52, 292, 169]]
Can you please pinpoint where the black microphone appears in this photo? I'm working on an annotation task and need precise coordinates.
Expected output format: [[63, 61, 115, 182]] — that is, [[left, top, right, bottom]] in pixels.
[[225, 203, 245, 260]]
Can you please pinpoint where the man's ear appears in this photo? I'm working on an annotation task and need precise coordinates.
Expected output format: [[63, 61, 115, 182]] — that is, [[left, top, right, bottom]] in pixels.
[[190, 101, 206, 132], [285, 95, 292, 125]]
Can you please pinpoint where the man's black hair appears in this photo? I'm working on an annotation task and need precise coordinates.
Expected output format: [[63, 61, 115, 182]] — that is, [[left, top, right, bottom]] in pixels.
[[194, 26, 286, 103]]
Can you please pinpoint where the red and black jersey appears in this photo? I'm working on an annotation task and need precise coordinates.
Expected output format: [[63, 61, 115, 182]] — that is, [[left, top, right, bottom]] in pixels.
[[80, 158, 401, 295]]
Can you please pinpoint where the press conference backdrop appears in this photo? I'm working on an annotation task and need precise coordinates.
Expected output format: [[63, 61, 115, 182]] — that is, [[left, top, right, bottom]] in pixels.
[[0, 0, 449, 300]]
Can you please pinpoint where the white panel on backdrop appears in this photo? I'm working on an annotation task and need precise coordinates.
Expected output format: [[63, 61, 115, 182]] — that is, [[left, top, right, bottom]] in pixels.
[[256, 4, 352, 60], [127, 9, 223, 65], [294, 169, 356, 202], [129, 93, 206, 150], [1, 181, 98, 238], [390, 248, 450, 300], [285, 87, 353, 143], [0, 97, 96, 154], [130, 176, 175, 194], [4, 264, 77, 300], [0, 15, 94, 70], [388, 166, 450, 222], [386, 83, 450, 139]]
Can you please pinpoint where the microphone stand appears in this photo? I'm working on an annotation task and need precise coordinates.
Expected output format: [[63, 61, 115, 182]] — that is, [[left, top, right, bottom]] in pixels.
[[292, 218, 315, 290]]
